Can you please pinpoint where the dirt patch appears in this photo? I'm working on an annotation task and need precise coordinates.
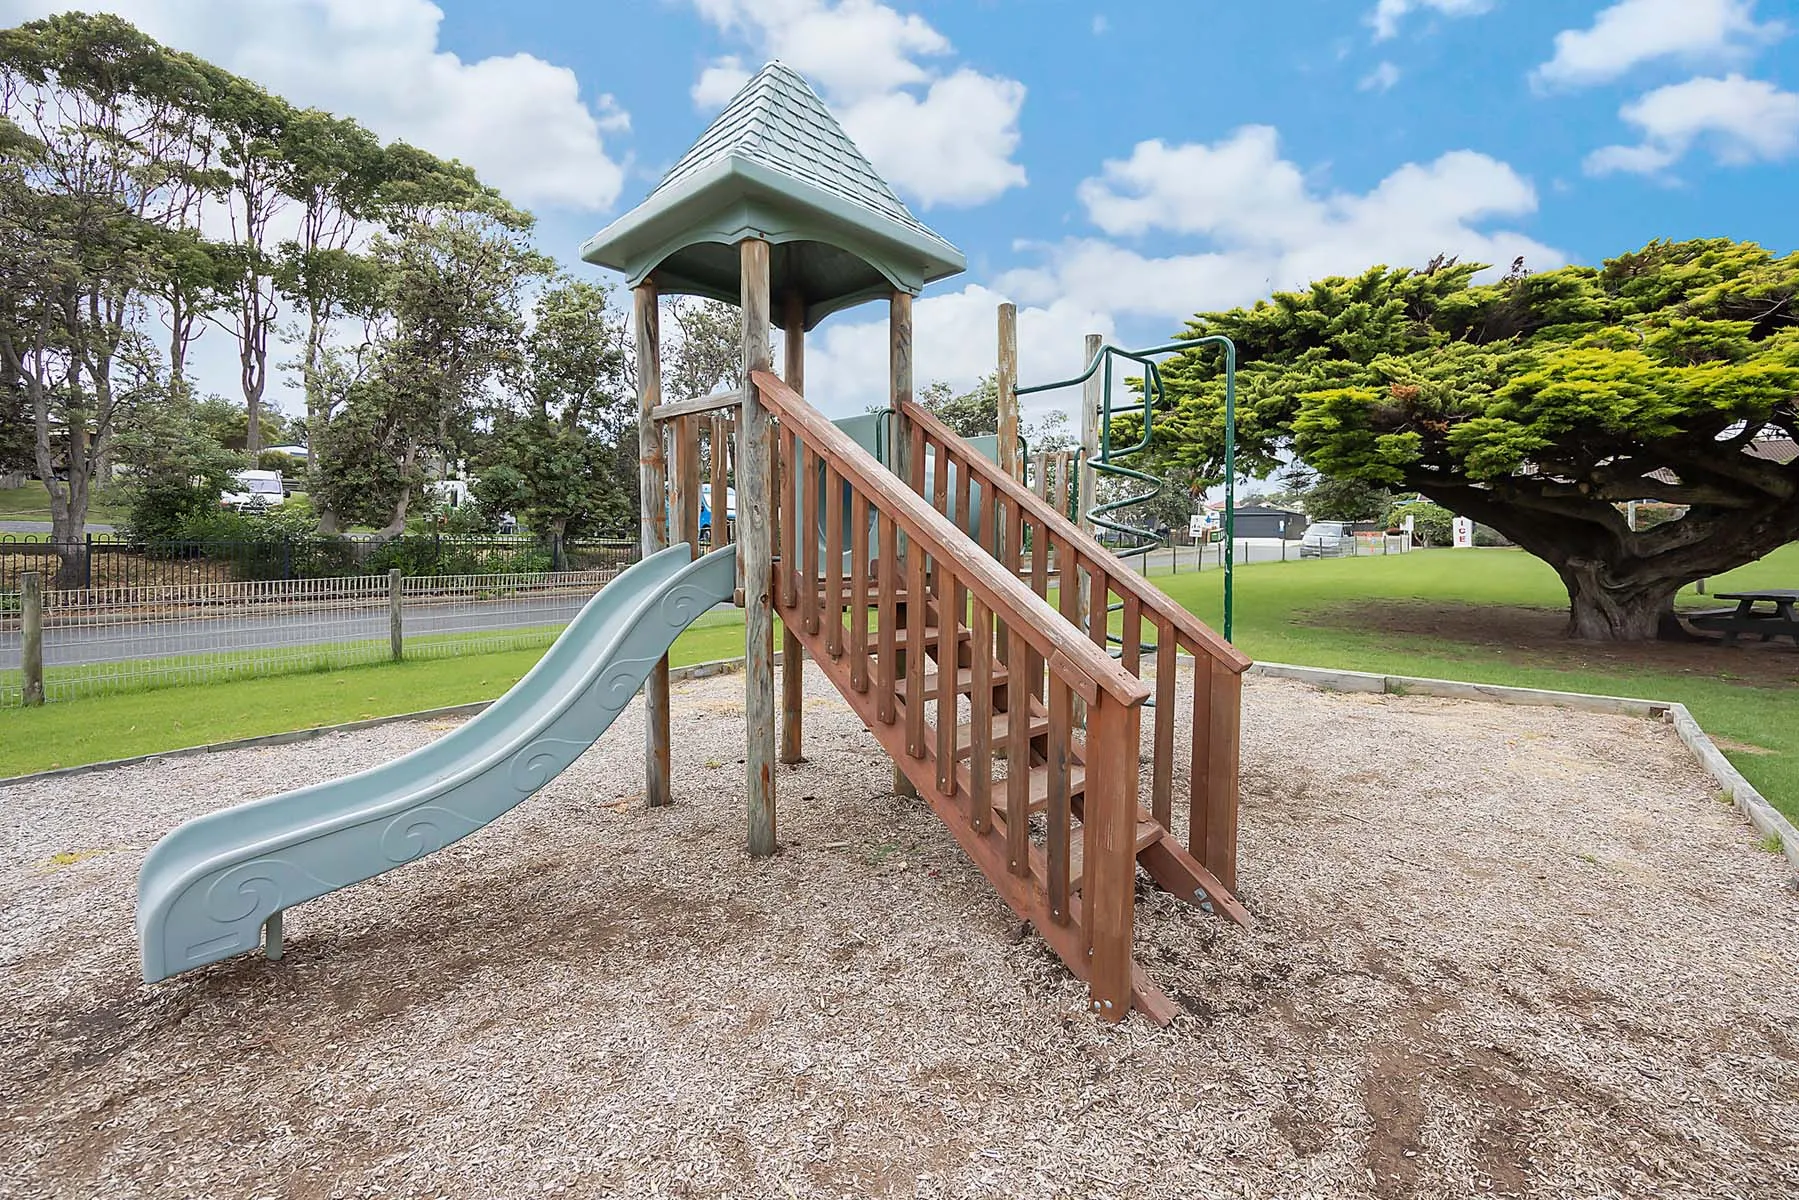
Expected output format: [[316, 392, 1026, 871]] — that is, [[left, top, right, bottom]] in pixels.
[[3, 668, 1797, 1199], [1323, 599, 1799, 686]]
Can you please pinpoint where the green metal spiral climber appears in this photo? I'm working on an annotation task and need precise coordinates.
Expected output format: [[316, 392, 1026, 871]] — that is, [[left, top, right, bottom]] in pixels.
[[1017, 335, 1238, 642]]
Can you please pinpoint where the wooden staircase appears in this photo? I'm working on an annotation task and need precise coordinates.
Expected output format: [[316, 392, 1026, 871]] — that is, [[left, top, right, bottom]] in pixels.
[[713, 369, 1253, 1024]]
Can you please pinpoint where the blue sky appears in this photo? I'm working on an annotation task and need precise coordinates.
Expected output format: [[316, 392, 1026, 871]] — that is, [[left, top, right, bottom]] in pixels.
[[4, 0, 1796, 423]]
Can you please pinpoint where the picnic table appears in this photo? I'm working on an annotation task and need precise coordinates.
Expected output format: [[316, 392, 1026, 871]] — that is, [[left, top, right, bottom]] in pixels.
[[1689, 589, 1799, 646]]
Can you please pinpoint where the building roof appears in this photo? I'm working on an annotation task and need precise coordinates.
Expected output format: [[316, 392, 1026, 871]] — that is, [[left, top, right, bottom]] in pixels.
[[581, 62, 965, 329]]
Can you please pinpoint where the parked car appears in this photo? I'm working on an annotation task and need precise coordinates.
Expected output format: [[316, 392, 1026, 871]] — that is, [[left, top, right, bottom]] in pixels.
[[1299, 520, 1355, 558], [220, 469, 288, 512]]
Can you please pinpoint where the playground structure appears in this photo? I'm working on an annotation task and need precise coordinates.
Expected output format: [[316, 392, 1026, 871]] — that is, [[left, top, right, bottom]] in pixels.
[[134, 62, 1249, 1023]]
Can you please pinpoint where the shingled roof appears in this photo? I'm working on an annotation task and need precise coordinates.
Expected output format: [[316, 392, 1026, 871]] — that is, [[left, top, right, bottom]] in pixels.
[[581, 62, 965, 329]]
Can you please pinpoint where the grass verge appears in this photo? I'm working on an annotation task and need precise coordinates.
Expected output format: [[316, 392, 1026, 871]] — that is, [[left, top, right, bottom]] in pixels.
[[3, 548, 1793, 827]]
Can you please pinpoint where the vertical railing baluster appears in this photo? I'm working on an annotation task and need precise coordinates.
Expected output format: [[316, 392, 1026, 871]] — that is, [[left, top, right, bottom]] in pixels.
[[1006, 662, 1030, 876], [709, 413, 728, 550], [824, 462, 843, 658], [1047, 677, 1072, 925], [936, 567, 962, 798], [969, 597, 994, 833], [876, 510, 898, 725], [1153, 626, 1176, 832], [1189, 650, 1214, 864], [802, 444, 821, 635], [851, 491, 870, 692], [1026, 514, 1046, 702], [779, 423, 797, 610], [906, 544, 928, 760], [954, 445, 972, 542]]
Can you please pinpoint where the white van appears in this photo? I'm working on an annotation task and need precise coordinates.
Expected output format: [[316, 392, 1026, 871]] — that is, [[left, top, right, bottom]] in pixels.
[[221, 470, 287, 512]]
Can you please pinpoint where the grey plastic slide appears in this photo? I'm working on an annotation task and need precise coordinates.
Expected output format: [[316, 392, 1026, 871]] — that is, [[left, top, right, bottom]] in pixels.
[[137, 543, 738, 983]]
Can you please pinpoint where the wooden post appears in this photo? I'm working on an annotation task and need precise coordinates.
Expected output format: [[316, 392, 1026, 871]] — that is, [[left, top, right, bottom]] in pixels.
[[20, 571, 43, 707], [1078, 333, 1101, 536], [890, 290, 919, 800], [996, 303, 1019, 480], [388, 570, 403, 661], [1074, 334, 1103, 730], [780, 293, 806, 765], [635, 280, 673, 809], [1084, 695, 1139, 1021], [995, 304, 1019, 672], [673, 416, 701, 556], [740, 240, 778, 856]]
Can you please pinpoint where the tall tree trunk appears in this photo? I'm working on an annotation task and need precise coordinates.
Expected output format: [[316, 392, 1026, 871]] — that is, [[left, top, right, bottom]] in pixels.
[[1558, 559, 1681, 641]]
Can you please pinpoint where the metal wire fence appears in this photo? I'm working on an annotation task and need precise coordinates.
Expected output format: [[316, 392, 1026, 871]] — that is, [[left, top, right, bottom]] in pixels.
[[0, 532, 637, 592], [1, 563, 634, 707]]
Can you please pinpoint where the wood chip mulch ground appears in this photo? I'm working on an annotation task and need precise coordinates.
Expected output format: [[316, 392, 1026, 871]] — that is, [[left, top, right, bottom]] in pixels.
[[2, 665, 1795, 1199]]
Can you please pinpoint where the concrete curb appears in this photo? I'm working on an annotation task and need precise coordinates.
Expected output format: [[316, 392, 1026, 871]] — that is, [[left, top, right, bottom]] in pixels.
[[1249, 660, 1798, 876], [7, 653, 1795, 880]]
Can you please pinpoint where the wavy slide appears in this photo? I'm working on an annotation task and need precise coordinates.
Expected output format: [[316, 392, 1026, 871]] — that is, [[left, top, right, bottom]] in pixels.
[[137, 543, 738, 983]]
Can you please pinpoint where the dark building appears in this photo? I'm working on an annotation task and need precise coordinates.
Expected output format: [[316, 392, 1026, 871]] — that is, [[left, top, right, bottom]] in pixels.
[[1234, 505, 1307, 540]]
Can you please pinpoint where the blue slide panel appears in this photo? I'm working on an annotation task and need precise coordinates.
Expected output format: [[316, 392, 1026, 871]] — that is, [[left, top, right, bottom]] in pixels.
[[136, 543, 737, 983]]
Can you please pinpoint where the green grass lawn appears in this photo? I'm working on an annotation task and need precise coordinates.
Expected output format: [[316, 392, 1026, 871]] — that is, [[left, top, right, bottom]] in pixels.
[[0, 483, 130, 527], [4, 547, 1795, 826], [0, 606, 750, 777]]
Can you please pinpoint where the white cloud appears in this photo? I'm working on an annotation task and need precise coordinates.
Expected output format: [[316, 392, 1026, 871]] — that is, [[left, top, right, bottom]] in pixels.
[[0, 0, 629, 211], [802, 286, 1113, 424], [687, 0, 1026, 208], [1585, 73, 1799, 175], [1092, 14, 1110, 36], [1533, 0, 1783, 90], [691, 55, 753, 110], [1360, 61, 1402, 92], [1369, 0, 1494, 42], [1011, 127, 1562, 322]]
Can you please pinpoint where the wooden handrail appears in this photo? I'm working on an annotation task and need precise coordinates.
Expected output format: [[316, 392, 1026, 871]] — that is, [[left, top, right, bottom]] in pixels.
[[751, 370, 1151, 708], [899, 398, 1252, 675]]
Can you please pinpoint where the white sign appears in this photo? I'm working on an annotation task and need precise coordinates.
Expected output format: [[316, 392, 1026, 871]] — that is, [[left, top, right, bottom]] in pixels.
[[1452, 517, 1475, 548], [1402, 514, 1415, 534], [1189, 515, 1205, 541]]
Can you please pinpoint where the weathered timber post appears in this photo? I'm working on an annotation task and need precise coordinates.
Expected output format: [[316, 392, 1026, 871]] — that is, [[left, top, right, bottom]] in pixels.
[[740, 239, 778, 856], [1074, 333, 1104, 729], [1084, 693, 1139, 1021], [995, 304, 1019, 670], [20, 571, 44, 707], [996, 303, 1019, 480], [388, 570, 404, 662], [780, 291, 806, 765], [636, 279, 674, 809], [890, 290, 920, 801], [1078, 333, 1102, 537]]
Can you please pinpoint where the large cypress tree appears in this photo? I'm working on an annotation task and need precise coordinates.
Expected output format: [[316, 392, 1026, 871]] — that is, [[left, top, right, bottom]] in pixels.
[[1157, 239, 1799, 640]]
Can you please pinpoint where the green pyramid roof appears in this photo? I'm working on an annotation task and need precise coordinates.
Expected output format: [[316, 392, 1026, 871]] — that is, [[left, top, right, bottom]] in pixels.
[[581, 62, 965, 329]]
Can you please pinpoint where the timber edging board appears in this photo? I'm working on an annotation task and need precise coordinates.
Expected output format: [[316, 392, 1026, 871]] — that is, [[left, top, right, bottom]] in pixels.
[[5, 654, 1795, 882]]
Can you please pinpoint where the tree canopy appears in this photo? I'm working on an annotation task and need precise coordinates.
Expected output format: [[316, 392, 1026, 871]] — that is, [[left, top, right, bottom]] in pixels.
[[1156, 239, 1799, 639]]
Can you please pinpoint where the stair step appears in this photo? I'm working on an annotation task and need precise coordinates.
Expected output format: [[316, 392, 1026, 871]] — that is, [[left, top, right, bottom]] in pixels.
[[895, 662, 1010, 702], [1066, 818, 1167, 891], [954, 709, 1049, 758], [823, 582, 909, 607], [889, 623, 972, 651]]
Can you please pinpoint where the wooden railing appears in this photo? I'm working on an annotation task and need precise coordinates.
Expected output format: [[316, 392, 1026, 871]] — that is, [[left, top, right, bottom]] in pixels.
[[750, 369, 1156, 1019], [898, 398, 1253, 892]]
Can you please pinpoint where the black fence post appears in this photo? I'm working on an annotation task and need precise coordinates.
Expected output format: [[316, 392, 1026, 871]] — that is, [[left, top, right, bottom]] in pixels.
[[83, 532, 93, 589], [283, 538, 293, 581]]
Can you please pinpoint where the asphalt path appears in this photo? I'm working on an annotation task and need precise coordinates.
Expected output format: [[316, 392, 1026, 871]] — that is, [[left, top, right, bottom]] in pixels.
[[0, 592, 596, 670]]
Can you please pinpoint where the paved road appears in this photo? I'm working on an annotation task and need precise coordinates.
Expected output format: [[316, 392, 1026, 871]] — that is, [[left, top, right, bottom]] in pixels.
[[0, 593, 599, 670]]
